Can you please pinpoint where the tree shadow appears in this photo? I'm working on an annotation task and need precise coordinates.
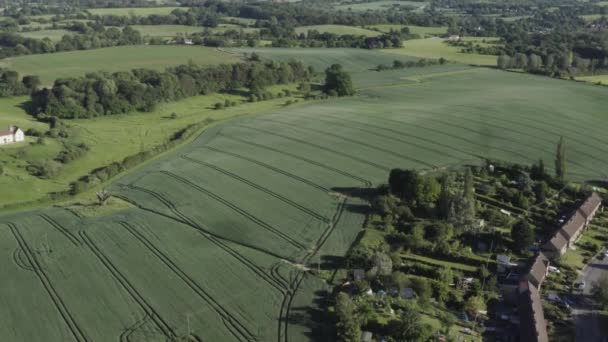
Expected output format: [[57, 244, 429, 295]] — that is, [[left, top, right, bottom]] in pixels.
[[281, 289, 335, 341], [587, 180, 608, 189], [17, 99, 37, 116]]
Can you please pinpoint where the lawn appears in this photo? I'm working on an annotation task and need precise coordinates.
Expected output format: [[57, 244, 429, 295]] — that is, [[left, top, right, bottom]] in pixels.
[[0, 45, 241, 85], [295, 24, 381, 37], [382, 37, 498, 65], [87, 6, 184, 16], [402, 253, 478, 272], [18, 29, 72, 41]]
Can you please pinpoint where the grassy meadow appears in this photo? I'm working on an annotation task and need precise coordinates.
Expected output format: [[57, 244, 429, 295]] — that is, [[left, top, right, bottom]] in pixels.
[[335, 0, 428, 11], [367, 24, 447, 37], [0, 84, 301, 207], [295, 24, 381, 37], [19, 29, 72, 41], [87, 6, 184, 16], [131, 24, 205, 37], [0, 45, 240, 85], [383, 37, 498, 65]]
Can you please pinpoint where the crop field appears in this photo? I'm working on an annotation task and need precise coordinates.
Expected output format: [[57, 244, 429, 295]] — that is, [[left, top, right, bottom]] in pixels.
[[0, 45, 240, 85], [18, 29, 72, 41], [87, 6, 184, 16], [3, 49, 608, 340], [227, 47, 416, 72], [294, 25, 381, 37], [383, 37, 498, 65]]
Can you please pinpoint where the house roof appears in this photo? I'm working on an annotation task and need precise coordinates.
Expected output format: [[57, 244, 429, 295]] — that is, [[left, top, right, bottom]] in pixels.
[[526, 253, 549, 287], [579, 193, 602, 218], [0, 126, 18, 137], [560, 211, 586, 240], [518, 280, 549, 342], [542, 230, 568, 252]]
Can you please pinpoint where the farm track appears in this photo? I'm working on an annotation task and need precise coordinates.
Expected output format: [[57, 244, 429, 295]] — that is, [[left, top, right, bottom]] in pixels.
[[231, 124, 390, 171], [218, 134, 372, 187], [119, 313, 150, 342], [115, 189, 293, 291], [279, 198, 348, 342], [5, 222, 88, 342], [181, 155, 330, 223], [254, 118, 436, 168], [79, 230, 176, 341], [199, 146, 330, 193], [266, 118, 460, 158], [39, 214, 81, 246], [113, 192, 295, 263], [118, 221, 256, 342], [158, 170, 308, 250], [12, 248, 35, 271]]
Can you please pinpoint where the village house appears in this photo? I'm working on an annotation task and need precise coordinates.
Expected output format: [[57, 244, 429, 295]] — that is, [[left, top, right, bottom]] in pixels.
[[525, 253, 550, 290], [542, 192, 603, 258], [518, 280, 549, 342], [0, 126, 24, 145]]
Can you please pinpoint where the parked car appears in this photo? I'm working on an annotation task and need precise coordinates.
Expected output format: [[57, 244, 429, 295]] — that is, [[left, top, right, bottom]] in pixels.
[[548, 266, 560, 274], [575, 281, 586, 290]]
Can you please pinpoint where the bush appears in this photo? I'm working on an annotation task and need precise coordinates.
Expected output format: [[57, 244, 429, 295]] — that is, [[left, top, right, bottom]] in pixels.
[[214, 102, 224, 110], [25, 128, 42, 137]]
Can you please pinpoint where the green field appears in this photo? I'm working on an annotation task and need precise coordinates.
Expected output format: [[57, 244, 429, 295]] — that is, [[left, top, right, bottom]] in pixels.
[[227, 47, 415, 72], [19, 29, 72, 41], [335, 0, 428, 11], [367, 24, 447, 36], [0, 45, 241, 84], [383, 37, 498, 65], [295, 24, 381, 37], [576, 74, 608, 84], [87, 6, 184, 16], [3, 48, 608, 340], [0, 85, 297, 207], [130, 25, 205, 37]]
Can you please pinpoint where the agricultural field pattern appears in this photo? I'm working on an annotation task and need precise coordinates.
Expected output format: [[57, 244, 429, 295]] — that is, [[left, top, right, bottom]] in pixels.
[[3, 50, 608, 341]]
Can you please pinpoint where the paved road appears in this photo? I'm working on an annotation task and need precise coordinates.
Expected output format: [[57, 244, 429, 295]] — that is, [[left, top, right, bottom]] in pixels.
[[573, 250, 608, 342]]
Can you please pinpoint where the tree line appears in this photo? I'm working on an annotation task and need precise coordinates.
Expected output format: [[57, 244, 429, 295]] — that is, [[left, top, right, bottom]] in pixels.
[[0, 25, 142, 58], [30, 60, 312, 118], [0, 69, 40, 96]]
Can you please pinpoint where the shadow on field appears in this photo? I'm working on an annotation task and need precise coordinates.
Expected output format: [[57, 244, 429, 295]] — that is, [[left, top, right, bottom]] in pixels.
[[587, 180, 608, 189], [282, 289, 336, 341], [331, 186, 379, 200]]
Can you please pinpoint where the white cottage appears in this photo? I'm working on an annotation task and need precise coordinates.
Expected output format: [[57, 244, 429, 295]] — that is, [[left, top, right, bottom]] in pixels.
[[0, 126, 24, 145]]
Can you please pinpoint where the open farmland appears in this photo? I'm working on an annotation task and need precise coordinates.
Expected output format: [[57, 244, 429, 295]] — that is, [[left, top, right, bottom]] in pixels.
[[227, 47, 415, 72], [367, 24, 447, 37], [19, 29, 72, 41], [130, 25, 206, 38], [0, 45, 240, 85], [3, 47, 608, 340], [383, 37, 498, 65], [87, 6, 184, 16], [334, 0, 428, 11], [295, 25, 381, 37]]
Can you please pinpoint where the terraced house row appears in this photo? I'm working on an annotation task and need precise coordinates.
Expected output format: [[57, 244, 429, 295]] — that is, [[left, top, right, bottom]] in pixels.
[[542, 192, 603, 259], [518, 192, 603, 342]]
